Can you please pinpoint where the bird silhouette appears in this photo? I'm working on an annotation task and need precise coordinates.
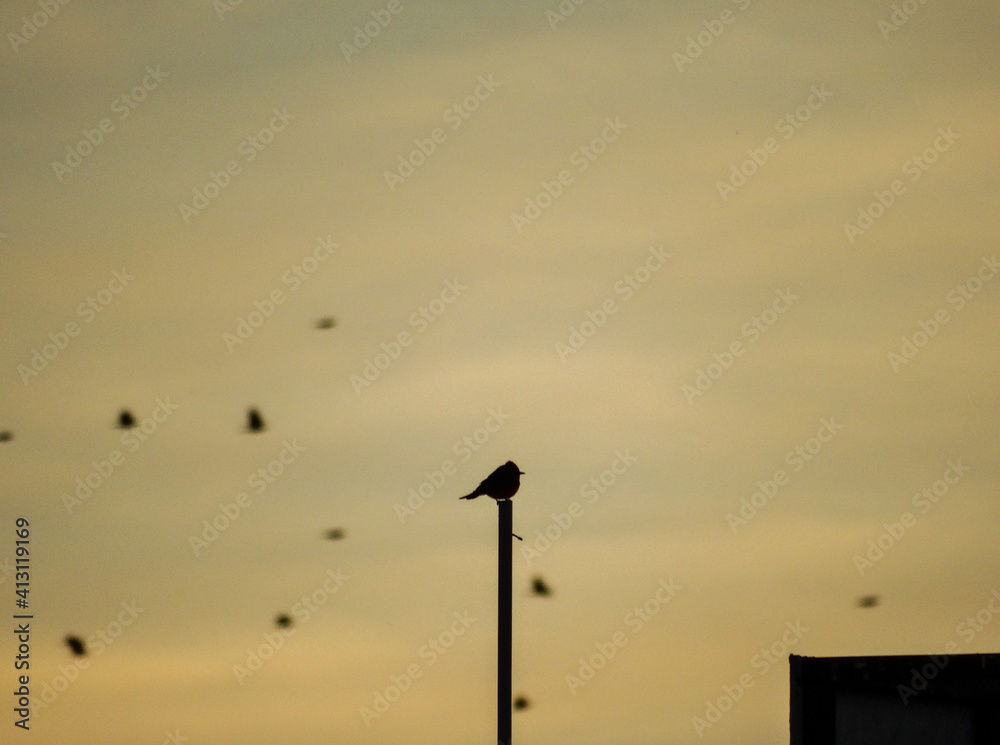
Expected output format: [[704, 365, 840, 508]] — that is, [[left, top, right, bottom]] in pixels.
[[65, 635, 87, 657], [275, 613, 293, 629], [246, 408, 266, 433], [324, 527, 346, 541], [531, 575, 553, 597], [857, 594, 880, 608], [117, 409, 136, 429], [459, 461, 524, 501], [513, 695, 531, 710], [0, 430, 12, 442], [315, 316, 337, 329]]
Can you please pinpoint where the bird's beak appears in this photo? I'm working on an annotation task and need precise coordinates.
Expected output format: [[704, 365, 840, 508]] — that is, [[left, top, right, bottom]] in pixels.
[[519, 470, 525, 474]]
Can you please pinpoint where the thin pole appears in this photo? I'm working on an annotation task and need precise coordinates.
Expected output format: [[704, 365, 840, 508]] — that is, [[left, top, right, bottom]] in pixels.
[[498, 498, 512, 745]]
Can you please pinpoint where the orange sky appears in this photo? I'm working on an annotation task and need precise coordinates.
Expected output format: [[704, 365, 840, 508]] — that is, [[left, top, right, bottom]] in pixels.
[[2, 1, 999, 744]]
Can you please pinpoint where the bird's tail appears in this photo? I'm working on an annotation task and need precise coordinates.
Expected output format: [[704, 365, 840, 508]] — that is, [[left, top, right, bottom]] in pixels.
[[459, 491, 479, 500]]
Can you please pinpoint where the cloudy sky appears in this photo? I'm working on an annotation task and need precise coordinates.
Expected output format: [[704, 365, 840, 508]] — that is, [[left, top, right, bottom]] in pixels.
[[2, 1, 999, 743]]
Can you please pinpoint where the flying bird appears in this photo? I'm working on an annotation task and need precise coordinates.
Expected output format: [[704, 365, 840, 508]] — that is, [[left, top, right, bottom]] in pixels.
[[324, 528, 346, 541], [513, 695, 531, 710], [857, 594, 880, 608], [315, 316, 338, 330], [246, 408, 266, 433], [459, 461, 524, 501], [0, 430, 12, 442], [65, 635, 87, 657], [275, 614, 293, 629], [531, 575, 553, 597], [117, 409, 136, 429]]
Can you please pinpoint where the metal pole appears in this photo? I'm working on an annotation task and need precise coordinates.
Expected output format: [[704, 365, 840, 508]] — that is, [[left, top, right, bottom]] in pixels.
[[498, 498, 512, 745]]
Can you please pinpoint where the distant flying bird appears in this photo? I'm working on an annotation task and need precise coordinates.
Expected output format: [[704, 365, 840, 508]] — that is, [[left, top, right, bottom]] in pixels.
[[0, 431, 12, 442], [275, 614, 293, 629], [117, 409, 136, 429], [315, 316, 337, 329], [324, 528, 346, 541], [513, 695, 531, 711], [65, 635, 87, 657], [459, 461, 524, 501], [246, 408, 266, 433], [857, 594, 880, 608], [531, 575, 553, 597]]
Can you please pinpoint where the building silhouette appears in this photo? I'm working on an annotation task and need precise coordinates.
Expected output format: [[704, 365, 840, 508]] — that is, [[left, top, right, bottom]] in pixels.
[[790, 653, 1000, 744]]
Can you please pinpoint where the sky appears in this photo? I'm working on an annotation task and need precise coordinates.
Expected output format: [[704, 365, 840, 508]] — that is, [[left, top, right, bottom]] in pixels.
[[1, 1, 999, 743]]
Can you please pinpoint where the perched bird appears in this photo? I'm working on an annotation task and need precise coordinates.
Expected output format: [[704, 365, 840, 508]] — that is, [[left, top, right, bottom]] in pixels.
[[117, 409, 136, 429], [0, 430, 12, 442], [315, 316, 338, 330], [531, 575, 553, 597], [857, 594, 880, 608], [275, 613, 293, 629], [459, 461, 524, 501], [246, 408, 266, 433], [324, 527, 346, 541], [513, 695, 531, 711], [65, 635, 87, 657]]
